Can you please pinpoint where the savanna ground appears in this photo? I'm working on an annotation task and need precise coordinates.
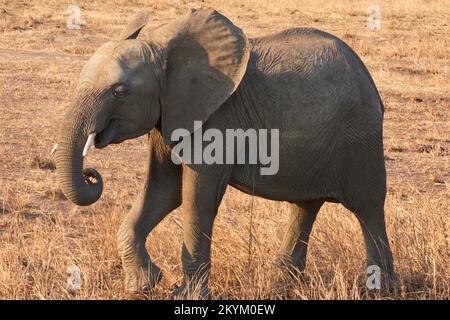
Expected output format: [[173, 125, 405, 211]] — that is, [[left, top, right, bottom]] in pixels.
[[0, 0, 449, 300]]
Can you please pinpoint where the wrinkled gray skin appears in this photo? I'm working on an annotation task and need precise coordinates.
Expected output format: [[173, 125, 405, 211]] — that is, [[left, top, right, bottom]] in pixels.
[[54, 9, 395, 297]]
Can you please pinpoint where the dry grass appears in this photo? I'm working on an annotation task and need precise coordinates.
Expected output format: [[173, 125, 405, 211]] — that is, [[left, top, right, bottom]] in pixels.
[[0, 0, 449, 299]]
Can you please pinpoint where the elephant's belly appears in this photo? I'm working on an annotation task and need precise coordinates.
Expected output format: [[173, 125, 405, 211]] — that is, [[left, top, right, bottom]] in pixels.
[[228, 144, 339, 203], [228, 174, 331, 203]]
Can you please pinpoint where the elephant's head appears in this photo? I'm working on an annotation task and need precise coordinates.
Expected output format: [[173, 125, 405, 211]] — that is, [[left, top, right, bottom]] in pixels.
[[55, 9, 249, 206]]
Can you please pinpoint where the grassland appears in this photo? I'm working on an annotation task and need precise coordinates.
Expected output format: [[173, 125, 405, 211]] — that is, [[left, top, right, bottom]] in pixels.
[[0, 0, 449, 299]]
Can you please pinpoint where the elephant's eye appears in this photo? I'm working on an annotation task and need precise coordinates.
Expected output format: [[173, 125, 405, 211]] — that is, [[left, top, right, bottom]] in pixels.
[[113, 84, 129, 99]]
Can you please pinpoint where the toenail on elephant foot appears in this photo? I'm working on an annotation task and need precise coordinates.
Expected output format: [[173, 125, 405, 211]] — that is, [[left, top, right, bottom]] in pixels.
[[124, 263, 162, 292]]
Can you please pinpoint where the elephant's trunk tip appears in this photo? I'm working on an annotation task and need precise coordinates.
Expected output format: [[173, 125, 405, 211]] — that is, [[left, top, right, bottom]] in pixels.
[[74, 168, 103, 206], [55, 157, 104, 206]]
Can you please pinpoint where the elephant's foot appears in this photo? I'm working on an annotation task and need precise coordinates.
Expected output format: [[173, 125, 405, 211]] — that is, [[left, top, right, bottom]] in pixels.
[[365, 270, 399, 296], [365, 259, 398, 295], [274, 255, 307, 282], [265, 257, 307, 298], [385, 274, 400, 293], [124, 262, 162, 292], [382, 277, 400, 297], [170, 278, 211, 300]]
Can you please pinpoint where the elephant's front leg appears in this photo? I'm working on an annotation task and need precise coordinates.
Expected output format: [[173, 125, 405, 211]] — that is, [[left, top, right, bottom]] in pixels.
[[172, 165, 231, 299], [117, 132, 182, 292]]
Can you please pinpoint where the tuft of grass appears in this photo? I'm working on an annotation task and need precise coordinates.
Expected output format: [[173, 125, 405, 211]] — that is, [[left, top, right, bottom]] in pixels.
[[30, 155, 56, 171]]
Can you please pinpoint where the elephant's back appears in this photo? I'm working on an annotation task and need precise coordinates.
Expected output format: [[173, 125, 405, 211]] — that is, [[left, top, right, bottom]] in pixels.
[[247, 27, 384, 128], [249, 27, 350, 68], [249, 27, 366, 68], [249, 27, 340, 49]]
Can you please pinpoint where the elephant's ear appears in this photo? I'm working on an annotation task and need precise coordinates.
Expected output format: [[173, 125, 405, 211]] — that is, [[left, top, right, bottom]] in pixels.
[[117, 11, 149, 40], [161, 9, 249, 143]]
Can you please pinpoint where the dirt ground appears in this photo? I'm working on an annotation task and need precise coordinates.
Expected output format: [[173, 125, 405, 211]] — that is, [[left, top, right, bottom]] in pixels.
[[0, 0, 448, 299]]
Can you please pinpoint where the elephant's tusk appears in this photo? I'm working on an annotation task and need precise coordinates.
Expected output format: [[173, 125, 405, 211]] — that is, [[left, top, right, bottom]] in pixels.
[[83, 133, 96, 157], [50, 143, 58, 155]]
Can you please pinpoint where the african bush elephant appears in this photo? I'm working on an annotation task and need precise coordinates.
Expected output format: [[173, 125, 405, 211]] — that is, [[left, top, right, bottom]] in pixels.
[[54, 9, 395, 297]]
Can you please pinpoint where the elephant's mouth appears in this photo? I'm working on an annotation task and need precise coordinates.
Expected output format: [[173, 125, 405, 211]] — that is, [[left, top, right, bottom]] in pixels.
[[82, 118, 146, 157], [82, 119, 118, 157], [94, 119, 118, 149]]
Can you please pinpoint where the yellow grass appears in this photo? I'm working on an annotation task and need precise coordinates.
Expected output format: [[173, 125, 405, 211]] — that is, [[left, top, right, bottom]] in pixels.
[[0, 0, 449, 299]]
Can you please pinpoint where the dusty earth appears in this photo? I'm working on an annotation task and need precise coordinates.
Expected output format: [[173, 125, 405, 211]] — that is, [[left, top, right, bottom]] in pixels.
[[0, 0, 448, 299]]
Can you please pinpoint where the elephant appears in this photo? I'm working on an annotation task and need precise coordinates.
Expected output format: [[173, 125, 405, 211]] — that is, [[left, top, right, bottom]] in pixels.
[[53, 9, 395, 297]]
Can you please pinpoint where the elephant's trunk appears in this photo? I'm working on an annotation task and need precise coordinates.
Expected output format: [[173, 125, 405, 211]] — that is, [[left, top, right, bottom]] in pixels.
[[55, 99, 103, 206]]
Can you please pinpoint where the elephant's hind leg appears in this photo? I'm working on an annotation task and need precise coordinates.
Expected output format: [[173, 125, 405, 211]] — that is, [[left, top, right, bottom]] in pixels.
[[355, 205, 395, 289], [340, 136, 395, 290], [277, 200, 324, 278], [117, 131, 182, 292]]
